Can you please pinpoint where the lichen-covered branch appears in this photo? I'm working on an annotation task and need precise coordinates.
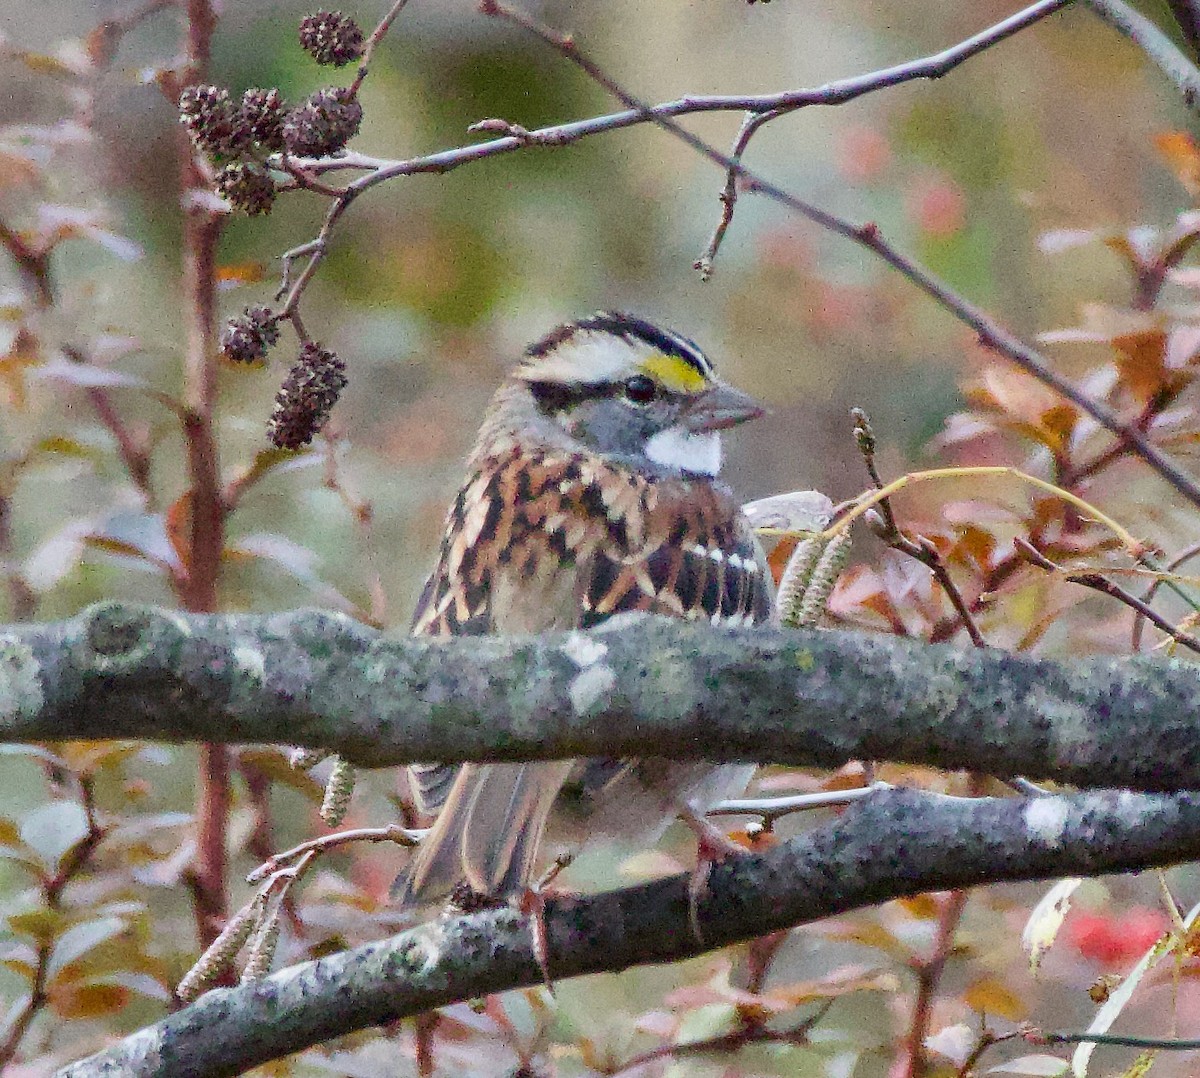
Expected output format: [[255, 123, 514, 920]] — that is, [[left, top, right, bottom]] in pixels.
[[56, 785, 1200, 1078], [1, 601, 1200, 791]]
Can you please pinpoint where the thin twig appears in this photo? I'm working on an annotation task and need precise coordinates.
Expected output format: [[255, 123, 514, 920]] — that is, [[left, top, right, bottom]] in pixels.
[[273, 192, 356, 329], [278, 0, 1071, 321], [851, 409, 987, 647], [60, 345, 158, 509], [0, 217, 53, 307], [1015, 537, 1200, 655], [1041, 1030, 1200, 1050], [1132, 538, 1200, 650], [902, 848, 973, 1076], [246, 824, 422, 884], [481, 0, 1200, 520], [609, 1002, 835, 1076], [708, 783, 891, 821], [694, 109, 777, 280], [305, 0, 1073, 183], [179, 0, 230, 952], [269, 0, 413, 326], [954, 1028, 1020, 1078], [349, 0, 412, 95], [1084, 0, 1200, 109], [0, 777, 105, 1067]]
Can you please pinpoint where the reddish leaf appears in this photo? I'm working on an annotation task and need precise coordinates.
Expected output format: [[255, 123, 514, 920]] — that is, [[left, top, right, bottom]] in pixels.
[[48, 979, 131, 1019], [1155, 131, 1200, 196], [164, 491, 193, 575]]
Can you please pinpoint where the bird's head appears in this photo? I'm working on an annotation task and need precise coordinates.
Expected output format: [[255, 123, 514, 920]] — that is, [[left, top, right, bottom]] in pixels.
[[508, 312, 764, 478]]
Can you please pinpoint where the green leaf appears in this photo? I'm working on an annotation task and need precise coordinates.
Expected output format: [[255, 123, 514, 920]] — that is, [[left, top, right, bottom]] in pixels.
[[19, 800, 88, 872], [47, 917, 127, 979]]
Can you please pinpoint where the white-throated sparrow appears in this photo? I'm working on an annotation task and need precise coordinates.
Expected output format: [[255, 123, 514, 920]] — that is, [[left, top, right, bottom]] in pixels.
[[392, 312, 772, 908]]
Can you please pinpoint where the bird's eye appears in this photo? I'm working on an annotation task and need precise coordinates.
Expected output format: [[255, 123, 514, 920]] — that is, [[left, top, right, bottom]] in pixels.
[[623, 374, 658, 404]]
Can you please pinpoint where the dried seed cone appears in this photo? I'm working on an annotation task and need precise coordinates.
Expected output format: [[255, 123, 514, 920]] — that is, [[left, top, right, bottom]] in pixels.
[[795, 532, 852, 627], [298, 10, 365, 67], [320, 755, 356, 826], [282, 87, 362, 157], [241, 908, 282, 983], [239, 87, 287, 152], [776, 535, 826, 629], [179, 84, 247, 159], [267, 343, 348, 449], [216, 162, 277, 216], [221, 306, 280, 363], [176, 897, 262, 1001]]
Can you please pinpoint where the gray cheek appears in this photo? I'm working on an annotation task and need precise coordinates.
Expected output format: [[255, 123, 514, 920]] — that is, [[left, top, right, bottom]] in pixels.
[[571, 401, 649, 457]]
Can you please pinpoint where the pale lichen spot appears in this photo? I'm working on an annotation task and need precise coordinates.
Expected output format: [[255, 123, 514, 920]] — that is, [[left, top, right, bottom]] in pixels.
[[569, 663, 616, 715], [0, 636, 43, 724], [1024, 796, 1071, 848], [561, 632, 608, 668], [232, 646, 265, 685], [361, 657, 393, 685], [1033, 685, 1094, 760]]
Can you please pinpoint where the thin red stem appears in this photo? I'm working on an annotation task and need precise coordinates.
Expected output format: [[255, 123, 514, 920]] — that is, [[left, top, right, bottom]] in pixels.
[[179, 0, 230, 949]]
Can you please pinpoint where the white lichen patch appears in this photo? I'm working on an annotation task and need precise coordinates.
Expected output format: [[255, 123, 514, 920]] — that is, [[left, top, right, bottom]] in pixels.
[[569, 663, 616, 715], [0, 636, 43, 724], [1032, 685, 1094, 760], [1023, 796, 1072, 848], [232, 646, 265, 685], [361, 656, 392, 685], [1115, 789, 1162, 825], [561, 631, 608, 668]]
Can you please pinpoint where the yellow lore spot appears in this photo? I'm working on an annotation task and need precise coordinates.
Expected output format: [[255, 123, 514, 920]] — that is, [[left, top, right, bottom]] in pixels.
[[641, 353, 708, 394]]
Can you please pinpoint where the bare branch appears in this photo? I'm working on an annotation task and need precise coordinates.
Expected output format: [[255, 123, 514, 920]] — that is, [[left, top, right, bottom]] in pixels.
[[348, 0, 412, 95], [1085, 0, 1200, 108], [56, 785, 1200, 1078], [1014, 537, 1200, 656], [4, 603, 1200, 791]]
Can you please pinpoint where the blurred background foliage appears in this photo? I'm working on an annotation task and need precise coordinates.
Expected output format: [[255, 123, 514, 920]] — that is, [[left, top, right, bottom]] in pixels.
[[4, 0, 1200, 1074]]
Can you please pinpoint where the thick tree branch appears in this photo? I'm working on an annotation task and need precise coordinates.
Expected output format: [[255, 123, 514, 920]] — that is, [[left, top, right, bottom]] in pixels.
[[56, 785, 1200, 1078], [2, 602, 1200, 791]]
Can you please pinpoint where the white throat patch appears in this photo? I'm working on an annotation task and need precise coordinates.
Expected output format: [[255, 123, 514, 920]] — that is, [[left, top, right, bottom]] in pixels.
[[645, 427, 722, 477]]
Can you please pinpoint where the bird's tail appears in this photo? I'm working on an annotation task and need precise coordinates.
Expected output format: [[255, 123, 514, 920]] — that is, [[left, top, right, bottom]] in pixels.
[[393, 760, 574, 906]]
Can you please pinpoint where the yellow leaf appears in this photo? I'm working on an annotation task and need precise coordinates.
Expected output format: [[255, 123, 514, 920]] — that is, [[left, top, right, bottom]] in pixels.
[[1156, 132, 1200, 196], [898, 894, 942, 920], [216, 261, 268, 286], [8, 909, 66, 942], [964, 975, 1027, 1020]]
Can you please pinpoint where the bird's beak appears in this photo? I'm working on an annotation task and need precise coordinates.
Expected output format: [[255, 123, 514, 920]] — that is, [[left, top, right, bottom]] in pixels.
[[681, 383, 766, 433]]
